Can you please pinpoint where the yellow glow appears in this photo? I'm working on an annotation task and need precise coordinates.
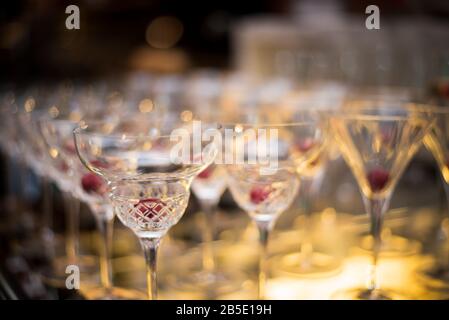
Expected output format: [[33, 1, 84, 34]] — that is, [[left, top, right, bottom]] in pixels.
[[139, 99, 154, 113], [180, 110, 193, 122], [69, 111, 82, 122], [24, 97, 35, 113], [92, 145, 102, 157], [143, 141, 152, 150], [235, 124, 243, 133], [145, 16, 183, 49], [49, 148, 58, 158], [320, 207, 337, 224]]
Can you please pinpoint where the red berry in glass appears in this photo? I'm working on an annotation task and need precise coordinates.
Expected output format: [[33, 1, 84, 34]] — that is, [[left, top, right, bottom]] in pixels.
[[197, 166, 214, 179], [367, 168, 390, 192], [133, 198, 166, 220], [250, 186, 271, 204], [82, 172, 106, 194], [295, 138, 314, 153]]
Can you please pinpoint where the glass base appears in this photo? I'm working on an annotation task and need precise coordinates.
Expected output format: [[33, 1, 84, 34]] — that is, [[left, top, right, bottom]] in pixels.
[[165, 243, 246, 299], [40, 255, 98, 288], [359, 234, 421, 257], [332, 288, 407, 300], [170, 269, 244, 299], [271, 251, 342, 278], [81, 286, 147, 300], [416, 261, 449, 290]]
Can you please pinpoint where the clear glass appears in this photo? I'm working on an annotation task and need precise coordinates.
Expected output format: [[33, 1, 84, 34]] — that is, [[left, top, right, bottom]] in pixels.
[[74, 118, 219, 299], [420, 106, 449, 288], [331, 101, 434, 299], [224, 121, 324, 299]]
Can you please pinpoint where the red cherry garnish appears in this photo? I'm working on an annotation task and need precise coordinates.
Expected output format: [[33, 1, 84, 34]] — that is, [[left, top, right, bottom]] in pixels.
[[133, 198, 166, 219], [295, 138, 314, 153], [198, 166, 214, 179], [250, 186, 271, 204], [367, 168, 390, 192], [81, 173, 105, 194]]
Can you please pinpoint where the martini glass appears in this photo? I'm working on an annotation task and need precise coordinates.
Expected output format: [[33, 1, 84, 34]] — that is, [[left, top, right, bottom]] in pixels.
[[225, 121, 325, 299], [74, 119, 220, 300], [331, 101, 434, 299], [420, 106, 449, 289]]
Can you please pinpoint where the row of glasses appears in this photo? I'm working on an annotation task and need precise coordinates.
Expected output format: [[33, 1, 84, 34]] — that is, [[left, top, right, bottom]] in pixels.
[[5, 79, 448, 300]]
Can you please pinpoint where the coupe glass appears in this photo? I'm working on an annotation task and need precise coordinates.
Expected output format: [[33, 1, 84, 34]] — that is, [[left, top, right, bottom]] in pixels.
[[420, 106, 449, 289], [331, 101, 434, 299], [225, 121, 325, 299], [74, 119, 220, 299]]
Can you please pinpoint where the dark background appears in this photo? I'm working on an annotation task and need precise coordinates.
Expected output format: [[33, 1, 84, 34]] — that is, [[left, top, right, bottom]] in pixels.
[[1, 0, 448, 84]]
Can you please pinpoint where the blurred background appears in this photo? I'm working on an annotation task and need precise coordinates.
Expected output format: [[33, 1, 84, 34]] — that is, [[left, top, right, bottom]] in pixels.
[[0, 0, 448, 87], [1, 0, 449, 300]]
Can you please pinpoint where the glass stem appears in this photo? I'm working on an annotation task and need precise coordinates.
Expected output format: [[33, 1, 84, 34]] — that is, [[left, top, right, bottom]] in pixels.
[[41, 177, 55, 257], [363, 195, 390, 293], [442, 183, 449, 269], [299, 178, 314, 265], [62, 192, 79, 263], [200, 200, 218, 273], [255, 219, 273, 300], [139, 237, 161, 300], [95, 214, 114, 290]]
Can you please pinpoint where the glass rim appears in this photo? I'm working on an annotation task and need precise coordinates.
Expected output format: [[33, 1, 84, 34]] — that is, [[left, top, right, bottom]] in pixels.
[[73, 120, 223, 140], [220, 120, 321, 129], [336, 101, 437, 121]]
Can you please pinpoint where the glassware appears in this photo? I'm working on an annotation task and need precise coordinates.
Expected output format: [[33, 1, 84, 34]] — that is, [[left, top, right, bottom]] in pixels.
[[44, 119, 144, 299], [225, 121, 325, 299], [419, 106, 449, 289], [273, 98, 342, 277], [331, 101, 434, 299], [39, 116, 98, 286], [74, 119, 220, 299], [173, 163, 239, 298]]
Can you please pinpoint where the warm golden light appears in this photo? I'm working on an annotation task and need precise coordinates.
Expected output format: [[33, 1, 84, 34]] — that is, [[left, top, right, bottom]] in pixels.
[[139, 99, 154, 113], [145, 16, 183, 49], [49, 148, 58, 158], [180, 110, 193, 122]]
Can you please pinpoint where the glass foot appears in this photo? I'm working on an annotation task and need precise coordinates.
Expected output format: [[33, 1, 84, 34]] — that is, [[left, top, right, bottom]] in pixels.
[[40, 255, 98, 288], [416, 261, 449, 290], [332, 288, 407, 300], [81, 286, 147, 300], [170, 269, 244, 298], [271, 251, 342, 278], [359, 234, 421, 257], [166, 243, 246, 299]]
